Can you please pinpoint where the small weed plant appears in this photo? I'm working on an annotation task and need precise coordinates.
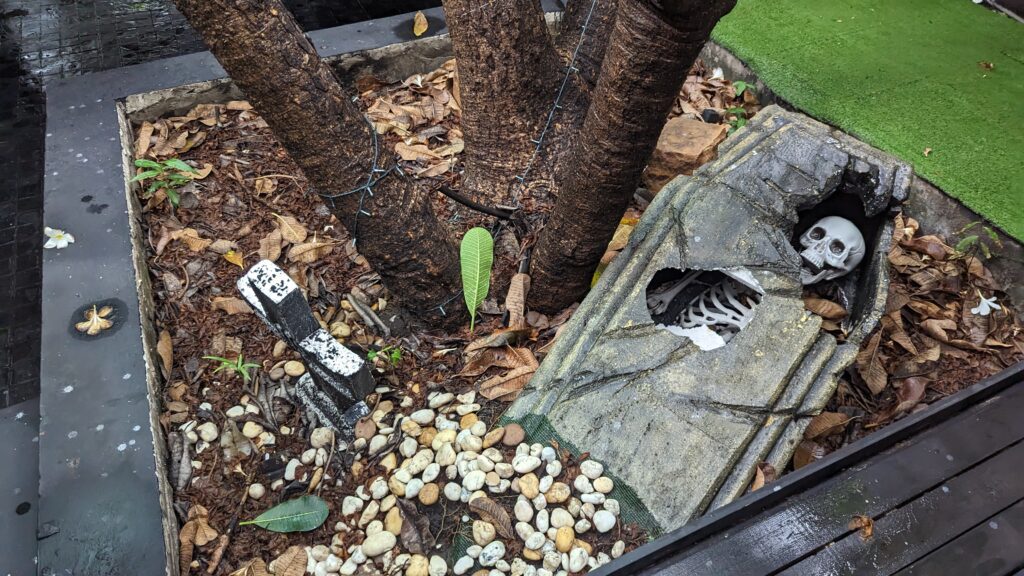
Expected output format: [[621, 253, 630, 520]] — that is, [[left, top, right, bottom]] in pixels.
[[131, 158, 196, 208], [367, 345, 403, 367], [954, 221, 1003, 260], [203, 354, 260, 382]]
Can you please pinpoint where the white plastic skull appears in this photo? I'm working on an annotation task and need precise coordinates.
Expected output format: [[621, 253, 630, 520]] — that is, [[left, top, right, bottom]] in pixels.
[[798, 216, 865, 285]]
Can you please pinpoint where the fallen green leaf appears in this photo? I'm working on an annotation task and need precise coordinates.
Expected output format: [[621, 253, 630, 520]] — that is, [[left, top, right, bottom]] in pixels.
[[460, 227, 494, 332], [239, 495, 328, 533]]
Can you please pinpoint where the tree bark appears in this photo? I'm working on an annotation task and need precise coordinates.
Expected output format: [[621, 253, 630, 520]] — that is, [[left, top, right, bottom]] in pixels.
[[442, 0, 560, 202], [557, 0, 617, 108], [530, 0, 736, 312], [174, 0, 465, 328]]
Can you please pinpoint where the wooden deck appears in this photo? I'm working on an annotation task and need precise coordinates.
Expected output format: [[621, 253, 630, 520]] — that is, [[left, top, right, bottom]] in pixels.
[[594, 362, 1024, 576]]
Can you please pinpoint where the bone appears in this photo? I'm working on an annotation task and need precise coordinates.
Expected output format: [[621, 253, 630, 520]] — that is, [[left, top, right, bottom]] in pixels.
[[647, 270, 702, 316]]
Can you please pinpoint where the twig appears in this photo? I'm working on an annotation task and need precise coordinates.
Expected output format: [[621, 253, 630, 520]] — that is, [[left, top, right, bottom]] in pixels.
[[347, 293, 391, 338], [437, 185, 513, 220]]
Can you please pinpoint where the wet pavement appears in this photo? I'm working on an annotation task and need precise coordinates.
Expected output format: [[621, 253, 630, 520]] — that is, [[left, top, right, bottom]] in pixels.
[[0, 0, 441, 407]]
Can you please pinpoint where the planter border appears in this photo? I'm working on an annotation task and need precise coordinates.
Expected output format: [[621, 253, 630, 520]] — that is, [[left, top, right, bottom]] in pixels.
[[39, 9, 458, 575]]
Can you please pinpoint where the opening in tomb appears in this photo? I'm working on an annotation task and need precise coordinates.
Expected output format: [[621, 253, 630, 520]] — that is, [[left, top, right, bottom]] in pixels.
[[646, 268, 763, 350], [792, 187, 886, 329]]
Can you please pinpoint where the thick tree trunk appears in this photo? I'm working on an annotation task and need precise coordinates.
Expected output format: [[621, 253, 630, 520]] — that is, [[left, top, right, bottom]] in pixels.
[[174, 0, 465, 328], [442, 0, 560, 202], [557, 0, 617, 108], [530, 0, 736, 312]]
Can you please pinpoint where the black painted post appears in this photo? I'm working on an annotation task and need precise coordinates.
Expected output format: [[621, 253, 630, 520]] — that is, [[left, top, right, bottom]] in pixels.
[[237, 260, 372, 438]]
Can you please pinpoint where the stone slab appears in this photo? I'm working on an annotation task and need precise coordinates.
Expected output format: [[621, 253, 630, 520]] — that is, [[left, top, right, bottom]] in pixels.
[[0, 400, 39, 576], [507, 106, 909, 532]]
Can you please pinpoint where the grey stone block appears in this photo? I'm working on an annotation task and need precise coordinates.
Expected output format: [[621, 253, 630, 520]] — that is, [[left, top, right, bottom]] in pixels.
[[505, 106, 910, 532]]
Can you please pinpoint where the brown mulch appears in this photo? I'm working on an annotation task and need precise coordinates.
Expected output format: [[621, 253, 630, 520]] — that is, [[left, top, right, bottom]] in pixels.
[[131, 54, 1019, 571]]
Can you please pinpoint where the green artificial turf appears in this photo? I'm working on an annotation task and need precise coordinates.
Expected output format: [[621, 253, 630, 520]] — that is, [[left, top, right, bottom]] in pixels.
[[712, 0, 1024, 241]]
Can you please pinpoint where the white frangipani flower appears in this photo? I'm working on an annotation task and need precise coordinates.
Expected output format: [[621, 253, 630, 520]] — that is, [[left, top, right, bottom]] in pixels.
[[710, 67, 725, 81], [970, 290, 1001, 317], [43, 227, 75, 249]]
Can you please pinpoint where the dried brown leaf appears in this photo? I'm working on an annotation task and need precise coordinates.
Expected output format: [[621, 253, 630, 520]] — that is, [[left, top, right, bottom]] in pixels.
[[465, 328, 533, 354], [228, 559, 272, 576], [803, 297, 848, 320], [273, 213, 308, 244], [75, 305, 113, 336], [479, 355, 537, 402], [135, 122, 154, 158], [412, 10, 429, 36], [157, 329, 173, 377], [212, 296, 252, 315], [505, 273, 530, 330], [397, 498, 433, 555], [469, 496, 514, 539], [921, 318, 957, 342], [171, 228, 212, 252], [270, 546, 306, 576], [793, 440, 826, 469], [287, 237, 334, 264], [224, 250, 245, 269], [855, 331, 887, 395], [226, 100, 253, 111], [258, 228, 283, 262], [848, 515, 874, 540], [748, 465, 765, 492], [804, 412, 851, 440], [894, 377, 928, 414]]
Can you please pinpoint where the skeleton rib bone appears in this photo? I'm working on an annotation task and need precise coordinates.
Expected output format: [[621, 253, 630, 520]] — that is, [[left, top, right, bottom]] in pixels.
[[646, 270, 702, 315], [678, 278, 760, 341]]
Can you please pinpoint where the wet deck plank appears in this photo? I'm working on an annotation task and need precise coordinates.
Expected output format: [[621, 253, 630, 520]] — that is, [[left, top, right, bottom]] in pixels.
[[896, 497, 1024, 576], [780, 440, 1024, 575], [634, 377, 1024, 576]]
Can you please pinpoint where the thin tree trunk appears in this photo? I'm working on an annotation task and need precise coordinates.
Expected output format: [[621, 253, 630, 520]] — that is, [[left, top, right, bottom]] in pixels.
[[557, 0, 617, 108], [174, 0, 465, 328], [442, 0, 560, 202], [530, 0, 736, 312]]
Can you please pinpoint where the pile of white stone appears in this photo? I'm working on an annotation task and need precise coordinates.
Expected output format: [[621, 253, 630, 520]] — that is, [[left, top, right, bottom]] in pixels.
[[301, 390, 629, 576]]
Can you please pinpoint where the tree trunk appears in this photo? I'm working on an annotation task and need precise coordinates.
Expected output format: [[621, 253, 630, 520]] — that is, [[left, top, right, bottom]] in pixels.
[[530, 0, 736, 312], [174, 0, 465, 328], [442, 0, 560, 202]]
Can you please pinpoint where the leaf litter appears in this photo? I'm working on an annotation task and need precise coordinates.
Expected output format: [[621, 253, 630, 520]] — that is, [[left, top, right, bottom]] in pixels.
[[131, 57, 1014, 572]]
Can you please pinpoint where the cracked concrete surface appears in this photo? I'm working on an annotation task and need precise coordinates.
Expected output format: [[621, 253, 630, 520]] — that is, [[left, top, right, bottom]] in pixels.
[[506, 106, 910, 531]]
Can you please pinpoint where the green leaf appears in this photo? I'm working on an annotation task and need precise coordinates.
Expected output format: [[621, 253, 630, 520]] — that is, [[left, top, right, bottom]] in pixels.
[[166, 188, 180, 208], [165, 158, 196, 173], [954, 235, 978, 253], [983, 226, 1002, 246], [134, 159, 162, 169], [239, 495, 329, 532], [734, 80, 750, 96], [130, 170, 160, 182], [460, 227, 494, 332]]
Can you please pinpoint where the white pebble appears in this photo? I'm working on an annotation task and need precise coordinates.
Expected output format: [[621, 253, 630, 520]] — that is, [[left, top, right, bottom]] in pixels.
[[515, 498, 534, 522], [479, 541, 506, 567], [593, 476, 614, 494], [593, 510, 616, 533], [580, 460, 604, 480], [454, 555, 474, 575], [247, 483, 265, 499], [573, 475, 593, 494], [310, 427, 334, 448], [513, 455, 542, 474], [361, 531, 396, 557]]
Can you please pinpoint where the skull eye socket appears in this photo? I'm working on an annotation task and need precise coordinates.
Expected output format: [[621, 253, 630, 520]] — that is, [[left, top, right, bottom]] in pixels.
[[809, 227, 825, 241], [829, 240, 845, 255]]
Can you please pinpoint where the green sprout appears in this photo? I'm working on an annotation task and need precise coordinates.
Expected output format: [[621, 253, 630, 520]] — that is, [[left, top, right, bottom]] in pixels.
[[726, 106, 749, 134], [367, 345, 402, 367], [203, 354, 261, 383], [954, 221, 1003, 260], [130, 158, 197, 208], [733, 80, 755, 97]]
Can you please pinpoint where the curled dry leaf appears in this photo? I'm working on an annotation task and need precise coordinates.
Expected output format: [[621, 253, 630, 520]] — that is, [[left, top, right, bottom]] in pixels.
[[224, 250, 245, 269], [465, 328, 533, 354], [170, 228, 212, 252], [157, 329, 173, 377], [254, 176, 278, 195], [460, 346, 531, 378], [412, 10, 428, 36], [803, 297, 848, 320], [76, 305, 114, 336], [855, 331, 887, 395], [179, 505, 219, 575], [269, 546, 306, 576], [505, 273, 530, 330], [894, 377, 928, 414], [479, 348, 539, 401], [848, 515, 874, 540], [793, 440, 826, 470], [469, 496, 514, 539], [273, 213, 308, 244], [135, 122, 154, 158], [748, 464, 766, 492], [226, 100, 253, 111], [258, 228, 283, 262], [212, 296, 253, 315], [208, 239, 239, 254], [228, 558, 271, 576], [287, 236, 334, 264], [804, 411, 850, 440], [397, 498, 434, 555]]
